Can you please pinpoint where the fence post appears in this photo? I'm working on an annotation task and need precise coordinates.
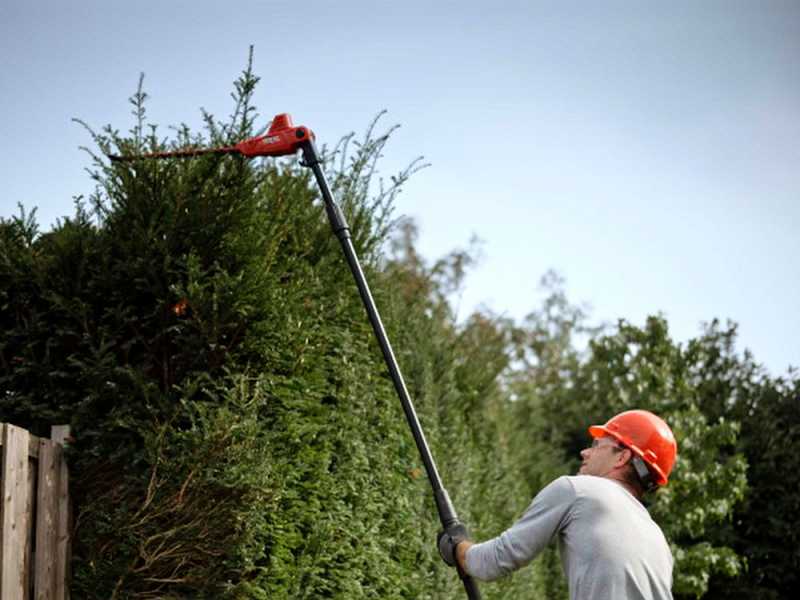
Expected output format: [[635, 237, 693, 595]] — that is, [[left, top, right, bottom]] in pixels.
[[1, 423, 31, 600], [50, 426, 70, 600], [34, 437, 58, 600]]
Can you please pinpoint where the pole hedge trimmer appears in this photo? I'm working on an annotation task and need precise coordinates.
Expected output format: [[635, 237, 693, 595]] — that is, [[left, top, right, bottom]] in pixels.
[[109, 114, 481, 600]]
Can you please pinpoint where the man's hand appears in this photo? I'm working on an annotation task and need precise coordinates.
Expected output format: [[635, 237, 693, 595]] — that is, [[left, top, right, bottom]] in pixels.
[[437, 522, 470, 568]]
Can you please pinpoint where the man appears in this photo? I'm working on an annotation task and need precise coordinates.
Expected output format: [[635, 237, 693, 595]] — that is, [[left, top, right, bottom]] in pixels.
[[438, 409, 678, 600]]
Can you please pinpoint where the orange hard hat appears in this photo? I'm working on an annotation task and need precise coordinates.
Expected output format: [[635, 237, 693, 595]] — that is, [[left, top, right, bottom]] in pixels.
[[588, 409, 677, 486]]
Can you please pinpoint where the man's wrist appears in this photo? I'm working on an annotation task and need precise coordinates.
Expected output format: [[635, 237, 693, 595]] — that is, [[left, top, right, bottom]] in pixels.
[[455, 540, 473, 573]]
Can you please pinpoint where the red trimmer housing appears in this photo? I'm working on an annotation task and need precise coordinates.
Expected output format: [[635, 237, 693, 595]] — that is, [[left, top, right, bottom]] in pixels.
[[234, 113, 314, 157]]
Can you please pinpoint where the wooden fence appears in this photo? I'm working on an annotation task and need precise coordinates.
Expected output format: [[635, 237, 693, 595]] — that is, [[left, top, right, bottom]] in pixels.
[[1, 423, 70, 600]]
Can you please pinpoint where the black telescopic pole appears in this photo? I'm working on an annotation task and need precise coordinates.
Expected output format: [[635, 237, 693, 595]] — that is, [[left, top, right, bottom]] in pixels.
[[300, 140, 481, 600]]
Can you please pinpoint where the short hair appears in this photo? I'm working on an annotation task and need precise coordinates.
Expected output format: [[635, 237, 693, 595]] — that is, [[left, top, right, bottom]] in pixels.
[[617, 447, 656, 495]]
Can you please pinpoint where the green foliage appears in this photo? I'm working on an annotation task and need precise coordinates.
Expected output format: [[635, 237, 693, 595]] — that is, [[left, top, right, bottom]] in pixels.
[[687, 322, 800, 599], [505, 283, 749, 599], [0, 55, 531, 599], [2, 52, 796, 599], [388, 223, 563, 599], [72, 375, 278, 598]]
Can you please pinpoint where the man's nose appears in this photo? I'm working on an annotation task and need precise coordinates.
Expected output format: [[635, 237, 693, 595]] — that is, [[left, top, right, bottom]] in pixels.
[[580, 448, 590, 459]]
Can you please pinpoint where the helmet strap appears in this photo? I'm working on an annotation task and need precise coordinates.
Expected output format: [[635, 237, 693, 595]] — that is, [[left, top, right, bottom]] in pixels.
[[632, 456, 657, 492]]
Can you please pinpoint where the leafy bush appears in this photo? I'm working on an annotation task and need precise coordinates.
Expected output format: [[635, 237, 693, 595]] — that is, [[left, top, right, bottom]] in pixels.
[[505, 281, 748, 599]]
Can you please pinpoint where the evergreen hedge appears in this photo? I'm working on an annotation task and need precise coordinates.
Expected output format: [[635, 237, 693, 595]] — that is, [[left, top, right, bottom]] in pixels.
[[0, 60, 544, 598]]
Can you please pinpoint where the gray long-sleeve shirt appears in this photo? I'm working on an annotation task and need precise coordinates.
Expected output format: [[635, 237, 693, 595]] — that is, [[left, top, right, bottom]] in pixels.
[[465, 475, 673, 600]]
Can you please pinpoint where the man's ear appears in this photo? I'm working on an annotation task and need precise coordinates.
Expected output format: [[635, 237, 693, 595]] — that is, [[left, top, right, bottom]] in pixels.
[[616, 448, 633, 467]]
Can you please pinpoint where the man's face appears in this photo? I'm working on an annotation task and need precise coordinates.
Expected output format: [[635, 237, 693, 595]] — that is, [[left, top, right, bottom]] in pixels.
[[579, 435, 626, 478]]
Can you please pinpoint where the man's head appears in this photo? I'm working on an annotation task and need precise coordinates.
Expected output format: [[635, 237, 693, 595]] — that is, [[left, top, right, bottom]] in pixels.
[[581, 409, 678, 493], [579, 436, 631, 480]]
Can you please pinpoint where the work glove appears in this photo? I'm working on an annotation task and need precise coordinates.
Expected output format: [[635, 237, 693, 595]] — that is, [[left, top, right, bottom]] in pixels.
[[437, 522, 470, 568]]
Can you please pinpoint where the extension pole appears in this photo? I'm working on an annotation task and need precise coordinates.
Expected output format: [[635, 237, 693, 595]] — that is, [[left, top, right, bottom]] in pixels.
[[300, 140, 481, 600]]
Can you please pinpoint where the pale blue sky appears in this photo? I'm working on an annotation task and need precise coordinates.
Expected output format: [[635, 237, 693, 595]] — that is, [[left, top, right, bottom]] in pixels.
[[2, 1, 798, 375]]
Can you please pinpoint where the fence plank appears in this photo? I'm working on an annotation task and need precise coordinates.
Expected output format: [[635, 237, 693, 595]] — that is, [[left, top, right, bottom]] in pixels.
[[34, 439, 58, 600], [1, 423, 31, 600], [0, 431, 40, 459], [51, 426, 71, 600], [25, 453, 35, 600]]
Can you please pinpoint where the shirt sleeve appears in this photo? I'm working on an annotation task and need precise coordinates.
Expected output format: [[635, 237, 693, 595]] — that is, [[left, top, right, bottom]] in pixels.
[[465, 476, 576, 581]]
